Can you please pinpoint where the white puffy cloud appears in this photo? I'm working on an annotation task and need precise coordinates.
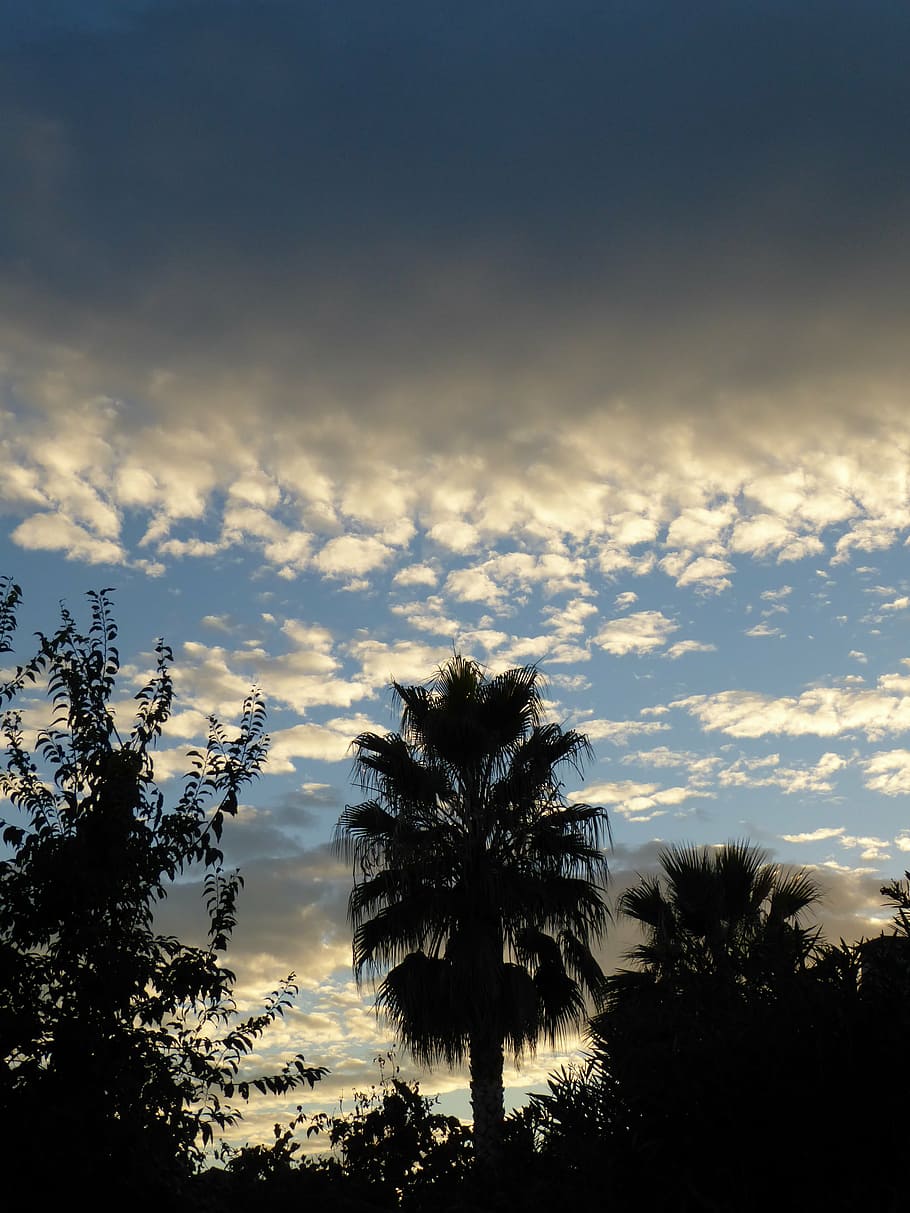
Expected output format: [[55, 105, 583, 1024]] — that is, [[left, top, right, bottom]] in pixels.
[[393, 563, 439, 587], [718, 751, 845, 795], [172, 637, 369, 718], [744, 622, 783, 638], [444, 567, 504, 607], [269, 715, 383, 766], [729, 514, 797, 558], [839, 834, 892, 861], [579, 719, 672, 745], [780, 827, 846, 844], [833, 519, 909, 564], [347, 639, 453, 689], [390, 597, 461, 636], [673, 555, 734, 592], [862, 749, 910, 796], [11, 512, 124, 564], [577, 779, 712, 820], [674, 675, 910, 741], [664, 505, 735, 550], [595, 610, 678, 656], [427, 519, 481, 553], [620, 747, 721, 781], [664, 639, 716, 659], [314, 535, 392, 577]]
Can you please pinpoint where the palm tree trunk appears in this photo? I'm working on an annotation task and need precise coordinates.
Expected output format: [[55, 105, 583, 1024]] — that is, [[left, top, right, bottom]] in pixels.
[[469, 1031, 505, 1166]]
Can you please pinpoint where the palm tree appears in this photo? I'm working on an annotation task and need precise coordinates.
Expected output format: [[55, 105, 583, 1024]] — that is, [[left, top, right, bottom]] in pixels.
[[610, 840, 821, 994], [580, 842, 823, 1209], [334, 655, 610, 1163]]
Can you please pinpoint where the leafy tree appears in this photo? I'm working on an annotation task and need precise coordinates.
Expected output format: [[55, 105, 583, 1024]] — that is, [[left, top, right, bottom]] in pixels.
[[305, 1056, 473, 1209], [0, 582, 325, 1204], [335, 655, 610, 1164]]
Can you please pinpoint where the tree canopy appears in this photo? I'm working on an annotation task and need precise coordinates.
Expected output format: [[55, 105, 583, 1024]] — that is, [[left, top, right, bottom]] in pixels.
[[0, 582, 325, 1205]]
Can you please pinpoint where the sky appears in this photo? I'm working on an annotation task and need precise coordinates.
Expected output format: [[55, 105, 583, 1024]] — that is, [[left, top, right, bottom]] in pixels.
[[2, 0, 910, 1145]]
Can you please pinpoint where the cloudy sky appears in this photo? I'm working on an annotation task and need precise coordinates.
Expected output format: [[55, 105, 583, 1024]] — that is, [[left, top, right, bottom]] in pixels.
[[3, 0, 910, 1143]]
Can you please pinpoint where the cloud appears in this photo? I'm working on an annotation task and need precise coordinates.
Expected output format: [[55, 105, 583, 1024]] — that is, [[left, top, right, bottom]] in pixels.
[[11, 512, 124, 564], [620, 747, 721, 781], [673, 555, 734, 593], [542, 597, 598, 639], [780, 827, 846, 844], [445, 567, 504, 607], [595, 611, 678, 656], [664, 639, 716, 660], [761, 586, 793, 601], [314, 536, 393, 578], [839, 834, 891, 862], [390, 597, 461, 637], [717, 751, 846, 795], [269, 715, 383, 767], [200, 614, 232, 633], [744, 622, 784, 638], [674, 674, 910, 740], [862, 749, 910, 796], [427, 520, 480, 554], [577, 779, 712, 820], [582, 718, 672, 746], [347, 639, 454, 688], [393, 563, 439, 587], [1, 3, 910, 620], [442, 554, 591, 615]]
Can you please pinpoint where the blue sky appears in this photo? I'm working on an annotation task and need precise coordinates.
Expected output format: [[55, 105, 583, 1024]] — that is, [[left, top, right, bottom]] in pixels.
[[2, 0, 910, 1141]]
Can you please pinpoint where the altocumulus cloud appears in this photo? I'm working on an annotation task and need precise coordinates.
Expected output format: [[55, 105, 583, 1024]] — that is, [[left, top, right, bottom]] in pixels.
[[1, 2, 910, 601]]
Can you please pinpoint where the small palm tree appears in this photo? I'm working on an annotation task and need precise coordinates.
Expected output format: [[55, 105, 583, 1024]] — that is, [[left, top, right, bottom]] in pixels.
[[614, 840, 820, 991], [335, 655, 610, 1163]]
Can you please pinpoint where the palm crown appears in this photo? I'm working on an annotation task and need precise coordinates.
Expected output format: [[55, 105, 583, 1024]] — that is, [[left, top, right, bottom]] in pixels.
[[613, 840, 821, 993], [335, 655, 610, 1159]]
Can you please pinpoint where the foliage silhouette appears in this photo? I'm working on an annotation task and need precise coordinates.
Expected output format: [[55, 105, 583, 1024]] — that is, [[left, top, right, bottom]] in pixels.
[[0, 582, 325, 1205], [305, 1055, 473, 1208], [195, 1056, 471, 1212], [335, 655, 610, 1163], [524, 844, 910, 1213], [612, 839, 821, 991]]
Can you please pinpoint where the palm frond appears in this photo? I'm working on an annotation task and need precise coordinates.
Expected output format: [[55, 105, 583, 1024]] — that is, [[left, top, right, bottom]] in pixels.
[[532, 960, 588, 1044], [558, 929, 609, 1003], [353, 891, 454, 975], [377, 953, 470, 1066], [766, 868, 821, 925]]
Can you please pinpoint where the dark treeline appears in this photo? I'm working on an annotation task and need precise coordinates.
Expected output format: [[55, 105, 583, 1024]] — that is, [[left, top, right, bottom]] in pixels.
[[1, 585, 908, 1212]]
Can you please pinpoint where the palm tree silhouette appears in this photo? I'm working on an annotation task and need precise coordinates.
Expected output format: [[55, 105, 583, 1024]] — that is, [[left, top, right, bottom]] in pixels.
[[582, 843, 823, 1210], [612, 840, 820, 992], [335, 655, 610, 1163]]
